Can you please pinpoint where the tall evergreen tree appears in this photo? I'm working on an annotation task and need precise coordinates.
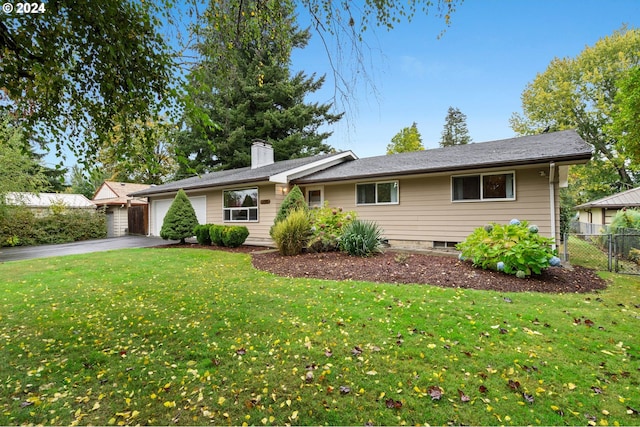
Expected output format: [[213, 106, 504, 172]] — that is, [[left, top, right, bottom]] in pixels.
[[175, 0, 342, 177], [440, 107, 472, 147]]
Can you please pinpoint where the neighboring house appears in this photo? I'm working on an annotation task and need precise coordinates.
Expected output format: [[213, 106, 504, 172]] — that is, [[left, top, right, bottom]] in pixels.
[[4, 192, 96, 216], [130, 131, 592, 249], [92, 181, 152, 237], [574, 186, 640, 234]]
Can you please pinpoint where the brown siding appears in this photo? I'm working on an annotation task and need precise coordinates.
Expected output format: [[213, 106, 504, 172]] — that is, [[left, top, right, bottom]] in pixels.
[[321, 167, 556, 247]]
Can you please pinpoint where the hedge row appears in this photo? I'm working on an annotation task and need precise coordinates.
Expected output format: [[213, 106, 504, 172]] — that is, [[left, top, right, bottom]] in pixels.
[[193, 224, 249, 248], [0, 206, 107, 247]]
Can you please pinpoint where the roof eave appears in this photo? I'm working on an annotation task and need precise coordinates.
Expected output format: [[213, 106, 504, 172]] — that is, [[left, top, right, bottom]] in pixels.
[[296, 153, 592, 185]]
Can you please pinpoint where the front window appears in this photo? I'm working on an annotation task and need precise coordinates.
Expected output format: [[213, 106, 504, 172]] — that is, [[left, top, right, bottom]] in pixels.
[[356, 181, 399, 205], [307, 189, 322, 208], [223, 188, 258, 221], [452, 172, 515, 201]]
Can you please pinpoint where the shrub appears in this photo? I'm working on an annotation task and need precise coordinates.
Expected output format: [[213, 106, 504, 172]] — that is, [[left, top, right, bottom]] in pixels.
[[339, 219, 384, 257], [194, 224, 212, 245], [222, 226, 249, 248], [456, 219, 557, 277], [160, 189, 200, 244], [307, 203, 357, 253], [0, 206, 106, 247], [271, 209, 311, 256], [271, 185, 307, 236], [608, 208, 640, 233], [209, 224, 225, 246]]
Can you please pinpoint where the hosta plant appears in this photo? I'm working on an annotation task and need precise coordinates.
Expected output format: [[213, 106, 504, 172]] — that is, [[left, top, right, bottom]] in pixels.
[[456, 219, 557, 277]]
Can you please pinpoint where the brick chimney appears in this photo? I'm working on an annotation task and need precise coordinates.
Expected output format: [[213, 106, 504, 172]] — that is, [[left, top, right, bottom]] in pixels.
[[251, 140, 274, 169]]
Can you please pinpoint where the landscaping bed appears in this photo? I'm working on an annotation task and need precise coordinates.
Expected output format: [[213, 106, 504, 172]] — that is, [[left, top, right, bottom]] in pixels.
[[164, 242, 607, 293]]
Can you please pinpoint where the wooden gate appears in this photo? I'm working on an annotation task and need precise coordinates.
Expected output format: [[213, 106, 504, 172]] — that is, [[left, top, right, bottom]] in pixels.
[[128, 205, 148, 235]]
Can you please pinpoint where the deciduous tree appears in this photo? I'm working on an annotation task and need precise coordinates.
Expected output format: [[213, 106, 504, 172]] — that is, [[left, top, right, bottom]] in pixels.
[[387, 122, 424, 154], [0, 0, 175, 166], [510, 27, 640, 202]]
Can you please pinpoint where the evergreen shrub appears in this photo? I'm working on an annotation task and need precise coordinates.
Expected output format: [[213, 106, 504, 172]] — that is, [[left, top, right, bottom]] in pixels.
[[209, 225, 225, 246], [271, 209, 311, 256], [160, 189, 199, 244], [456, 219, 557, 278], [222, 226, 250, 248], [193, 224, 212, 245], [271, 185, 307, 236]]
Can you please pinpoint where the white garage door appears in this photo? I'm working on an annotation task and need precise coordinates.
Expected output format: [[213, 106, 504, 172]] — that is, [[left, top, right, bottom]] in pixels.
[[151, 196, 207, 236]]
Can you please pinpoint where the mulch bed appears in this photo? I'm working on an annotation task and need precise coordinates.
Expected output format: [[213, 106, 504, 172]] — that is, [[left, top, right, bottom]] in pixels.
[[159, 243, 608, 294]]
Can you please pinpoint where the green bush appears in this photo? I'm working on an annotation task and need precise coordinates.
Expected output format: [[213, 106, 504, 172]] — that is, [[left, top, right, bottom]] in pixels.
[[339, 219, 384, 257], [271, 209, 311, 256], [271, 185, 307, 236], [222, 226, 250, 248], [207, 224, 249, 248], [209, 224, 225, 246], [0, 206, 106, 247], [456, 219, 557, 277], [160, 189, 199, 244], [193, 224, 212, 245], [307, 203, 357, 253], [608, 208, 640, 233]]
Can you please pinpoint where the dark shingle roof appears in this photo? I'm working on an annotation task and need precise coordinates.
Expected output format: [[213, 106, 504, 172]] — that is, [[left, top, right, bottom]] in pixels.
[[130, 152, 343, 196], [575, 186, 640, 209], [295, 130, 592, 184]]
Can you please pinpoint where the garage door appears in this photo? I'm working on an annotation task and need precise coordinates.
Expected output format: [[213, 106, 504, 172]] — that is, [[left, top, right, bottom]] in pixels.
[[151, 196, 207, 236]]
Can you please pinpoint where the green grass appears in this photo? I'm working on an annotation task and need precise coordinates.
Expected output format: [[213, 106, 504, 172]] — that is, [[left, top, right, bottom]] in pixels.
[[1, 248, 639, 426]]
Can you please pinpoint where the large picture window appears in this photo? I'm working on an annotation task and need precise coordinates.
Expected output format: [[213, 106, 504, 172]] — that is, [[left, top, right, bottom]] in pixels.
[[356, 181, 399, 205], [452, 172, 515, 201], [223, 188, 258, 221]]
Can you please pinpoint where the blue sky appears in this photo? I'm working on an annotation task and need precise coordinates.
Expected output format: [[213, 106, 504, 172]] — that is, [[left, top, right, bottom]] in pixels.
[[290, 0, 640, 158]]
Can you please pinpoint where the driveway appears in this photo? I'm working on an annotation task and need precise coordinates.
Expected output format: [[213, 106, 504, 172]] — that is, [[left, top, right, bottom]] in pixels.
[[0, 236, 168, 262]]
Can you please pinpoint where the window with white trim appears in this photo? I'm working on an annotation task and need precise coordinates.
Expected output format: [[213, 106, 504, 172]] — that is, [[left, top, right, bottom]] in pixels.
[[223, 188, 258, 221], [306, 188, 323, 208], [452, 172, 515, 201], [356, 181, 399, 205]]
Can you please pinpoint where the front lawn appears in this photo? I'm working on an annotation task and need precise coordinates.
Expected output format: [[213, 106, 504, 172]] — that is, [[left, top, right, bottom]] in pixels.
[[0, 248, 639, 426]]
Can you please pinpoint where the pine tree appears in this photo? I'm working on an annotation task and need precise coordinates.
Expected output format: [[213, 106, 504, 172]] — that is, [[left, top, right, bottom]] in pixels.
[[159, 189, 200, 244], [386, 122, 424, 154], [440, 107, 472, 147], [175, 0, 342, 177]]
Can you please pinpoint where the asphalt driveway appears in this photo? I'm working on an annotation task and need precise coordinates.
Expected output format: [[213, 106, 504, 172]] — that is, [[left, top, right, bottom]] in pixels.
[[0, 236, 168, 262]]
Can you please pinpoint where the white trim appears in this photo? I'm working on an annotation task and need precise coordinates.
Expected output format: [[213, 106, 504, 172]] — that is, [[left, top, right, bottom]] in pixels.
[[549, 162, 557, 249], [355, 180, 400, 206], [305, 186, 324, 208], [451, 171, 516, 202], [223, 187, 259, 223], [269, 151, 358, 184]]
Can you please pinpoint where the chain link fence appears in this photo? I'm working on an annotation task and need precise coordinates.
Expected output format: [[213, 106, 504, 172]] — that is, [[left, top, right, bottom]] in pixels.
[[562, 223, 640, 274]]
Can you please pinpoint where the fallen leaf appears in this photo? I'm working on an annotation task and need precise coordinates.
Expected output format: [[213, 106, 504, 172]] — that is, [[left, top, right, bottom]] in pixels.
[[427, 385, 442, 401], [479, 385, 488, 394], [385, 398, 403, 409], [339, 386, 351, 395], [508, 379, 521, 391], [522, 392, 534, 404], [458, 389, 470, 402]]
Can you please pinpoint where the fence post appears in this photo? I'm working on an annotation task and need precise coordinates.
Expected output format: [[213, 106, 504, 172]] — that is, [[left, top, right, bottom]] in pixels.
[[608, 234, 613, 272]]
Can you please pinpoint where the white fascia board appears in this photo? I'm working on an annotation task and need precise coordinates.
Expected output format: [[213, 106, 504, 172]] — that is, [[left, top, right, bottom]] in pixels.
[[269, 151, 358, 184]]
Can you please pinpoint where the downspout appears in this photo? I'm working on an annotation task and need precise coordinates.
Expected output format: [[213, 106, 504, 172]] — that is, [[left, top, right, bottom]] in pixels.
[[549, 162, 557, 251]]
